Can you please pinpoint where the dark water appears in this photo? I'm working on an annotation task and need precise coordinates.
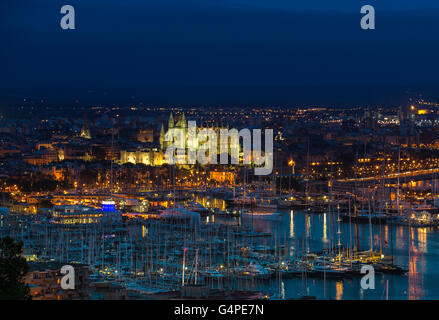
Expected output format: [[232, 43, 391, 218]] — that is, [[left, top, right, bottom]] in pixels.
[[218, 210, 439, 300]]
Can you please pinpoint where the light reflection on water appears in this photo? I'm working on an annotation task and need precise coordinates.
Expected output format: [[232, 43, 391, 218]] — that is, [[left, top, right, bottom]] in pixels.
[[289, 211, 294, 239], [336, 281, 343, 300], [215, 209, 439, 300]]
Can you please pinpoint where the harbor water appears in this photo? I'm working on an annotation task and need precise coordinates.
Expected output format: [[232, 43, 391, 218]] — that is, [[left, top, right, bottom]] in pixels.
[[225, 209, 439, 300]]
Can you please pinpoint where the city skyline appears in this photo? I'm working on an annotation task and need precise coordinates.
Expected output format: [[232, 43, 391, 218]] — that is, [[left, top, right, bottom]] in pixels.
[[2, 0, 439, 306]]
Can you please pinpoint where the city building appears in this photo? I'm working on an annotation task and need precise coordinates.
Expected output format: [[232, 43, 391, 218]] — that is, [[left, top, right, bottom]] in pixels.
[[25, 262, 90, 300], [50, 201, 121, 225]]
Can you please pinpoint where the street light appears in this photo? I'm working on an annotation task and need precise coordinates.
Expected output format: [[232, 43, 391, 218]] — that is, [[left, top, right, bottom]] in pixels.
[[288, 158, 295, 194], [288, 159, 295, 174]]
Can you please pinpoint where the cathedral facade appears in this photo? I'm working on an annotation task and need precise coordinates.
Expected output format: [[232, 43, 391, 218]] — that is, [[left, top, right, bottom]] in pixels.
[[121, 112, 242, 166]]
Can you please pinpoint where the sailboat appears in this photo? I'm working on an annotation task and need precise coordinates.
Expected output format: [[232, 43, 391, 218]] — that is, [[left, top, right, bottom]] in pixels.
[[242, 210, 280, 221]]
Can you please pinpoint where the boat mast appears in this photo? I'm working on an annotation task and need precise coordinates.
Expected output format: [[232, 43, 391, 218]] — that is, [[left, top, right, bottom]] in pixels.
[[195, 248, 198, 285], [337, 204, 342, 266], [323, 256, 326, 299], [386, 279, 389, 300], [397, 146, 401, 215], [182, 247, 186, 287], [110, 128, 114, 194], [368, 193, 373, 252]]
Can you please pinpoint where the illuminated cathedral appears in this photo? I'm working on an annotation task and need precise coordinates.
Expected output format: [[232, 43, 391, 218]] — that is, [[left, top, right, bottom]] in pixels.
[[159, 112, 188, 150], [121, 112, 243, 166]]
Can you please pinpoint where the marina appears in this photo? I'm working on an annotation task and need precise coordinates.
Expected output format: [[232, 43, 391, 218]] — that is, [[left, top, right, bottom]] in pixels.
[[2, 189, 434, 300]]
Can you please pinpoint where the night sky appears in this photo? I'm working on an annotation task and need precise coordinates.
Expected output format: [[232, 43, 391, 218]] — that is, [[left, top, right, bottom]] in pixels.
[[1, 0, 439, 106]]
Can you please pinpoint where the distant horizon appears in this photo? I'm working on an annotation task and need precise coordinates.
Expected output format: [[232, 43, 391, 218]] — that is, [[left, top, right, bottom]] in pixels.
[[0, 85, 436, 110]]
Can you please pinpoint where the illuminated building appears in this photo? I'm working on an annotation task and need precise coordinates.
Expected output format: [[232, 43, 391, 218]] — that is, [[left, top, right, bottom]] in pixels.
[[10, 203, 37, 215], [25, 262, 90, 300], [80, 121, 91, 139], [137, 129, 154, 143], [122, 112, 242, 166], [51, 203, 121, 225], [120, 147, 165, 166], [160, 112, 187, 150], [23, 149, 61, 166], [160, 112, 241, 161], [209, 171, 235, 184], [102, 200, 116, 212]]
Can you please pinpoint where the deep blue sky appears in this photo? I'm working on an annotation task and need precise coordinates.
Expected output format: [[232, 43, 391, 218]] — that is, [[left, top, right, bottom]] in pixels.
[[1, 0, 439, 106]]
